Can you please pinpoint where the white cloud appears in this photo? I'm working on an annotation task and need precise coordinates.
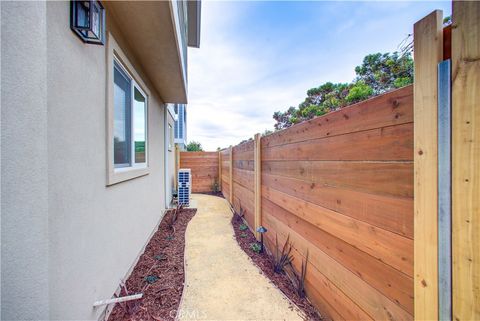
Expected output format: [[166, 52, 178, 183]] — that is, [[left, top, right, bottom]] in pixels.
[[186, 1, 451, 151]]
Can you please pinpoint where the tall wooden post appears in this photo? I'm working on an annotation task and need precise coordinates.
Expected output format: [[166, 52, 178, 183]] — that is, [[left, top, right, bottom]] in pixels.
[[452, 2, 480, 320], [218, 151, 222, 192], [254, 133, 262, 240], [229, 146, 233, 205], [413, 10, 443, 321], [174, 145, 180, 190]]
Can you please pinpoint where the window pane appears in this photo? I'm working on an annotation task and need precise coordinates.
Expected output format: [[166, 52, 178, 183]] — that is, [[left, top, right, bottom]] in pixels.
[[134, 87, 146, 163], [113, 63, 131, 167]]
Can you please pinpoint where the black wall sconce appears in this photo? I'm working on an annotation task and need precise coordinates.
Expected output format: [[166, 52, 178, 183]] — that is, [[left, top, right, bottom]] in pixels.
[[70, 0, 105, 45]]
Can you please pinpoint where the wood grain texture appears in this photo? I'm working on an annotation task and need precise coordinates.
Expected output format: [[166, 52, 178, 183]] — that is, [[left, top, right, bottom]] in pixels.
[[229, 147, 233, 203], [413, 10, 443, 321], [262, 122, 413, 161], [224, 87, 413, 320], [233, 181, 255, 228], [262, 160, 413, 198], [262, 186, 413, 276], [180, 152, 219, 193], [262, 173, 413, 238], [262, 86, 413, 149], [452, 2, 480, 320], [263, 197, 414, 313], [254, 133, 262, 239], [263, 212, 413, 321], [218, 151, 222, 191]]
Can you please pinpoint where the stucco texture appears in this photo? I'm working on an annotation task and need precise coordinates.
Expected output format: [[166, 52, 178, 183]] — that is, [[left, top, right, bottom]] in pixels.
[[1, 2, 50, 319], [178, 194, 304, 321], [2, 1, 173, 320]]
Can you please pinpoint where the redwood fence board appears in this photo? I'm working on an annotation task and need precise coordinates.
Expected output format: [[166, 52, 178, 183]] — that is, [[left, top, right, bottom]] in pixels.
[[184, 86, 414, 320], [180, 151, 219, 193]]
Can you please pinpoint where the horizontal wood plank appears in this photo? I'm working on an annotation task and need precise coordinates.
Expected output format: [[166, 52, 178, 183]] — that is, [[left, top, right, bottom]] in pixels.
[[262, 160, 413, 198], [262, 85, 413, 148], [262, 185, 413, 276], [263, 212, 413, 321], [263, 197, 413, 313], [262, 173, 413, 238], [263, 122, 413, 161]]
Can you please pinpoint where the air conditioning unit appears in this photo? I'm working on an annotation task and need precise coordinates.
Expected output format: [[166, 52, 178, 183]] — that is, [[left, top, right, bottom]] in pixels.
[[178, 168, 191, 206]]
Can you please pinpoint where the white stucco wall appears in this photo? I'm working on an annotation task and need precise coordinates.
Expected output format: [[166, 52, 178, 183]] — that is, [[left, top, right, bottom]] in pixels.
[[166, 110, 176, 206], [1, 2, 50, 320], [2, 2, 171, 320], [47, 2, 168, 319]]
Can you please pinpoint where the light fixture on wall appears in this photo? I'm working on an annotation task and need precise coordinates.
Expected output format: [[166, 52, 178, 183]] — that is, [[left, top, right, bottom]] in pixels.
[[70, 0, 105, 45]]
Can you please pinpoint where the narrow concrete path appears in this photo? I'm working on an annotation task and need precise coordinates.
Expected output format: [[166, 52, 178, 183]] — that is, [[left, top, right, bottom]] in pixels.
[[178, 194, 304, 321]]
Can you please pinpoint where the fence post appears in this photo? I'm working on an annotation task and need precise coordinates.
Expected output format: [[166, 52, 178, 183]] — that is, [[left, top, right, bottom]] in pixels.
[[175, 145, 180, 191], [229, 146, 233, 205], [413, 10, 443, 321], [218, 150, 222, 192], [452, 2, 480, 320], [254, 133, 262, 240]]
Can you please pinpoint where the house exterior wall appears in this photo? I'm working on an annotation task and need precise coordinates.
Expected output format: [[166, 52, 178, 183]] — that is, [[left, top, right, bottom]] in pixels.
[[1, 1, 176, 320], [1, 2, 50, 320], [166, 110, 176, 205]]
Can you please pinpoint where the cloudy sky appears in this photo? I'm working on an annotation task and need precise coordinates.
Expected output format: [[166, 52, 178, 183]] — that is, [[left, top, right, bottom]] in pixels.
[[187, 1, 451, 151]]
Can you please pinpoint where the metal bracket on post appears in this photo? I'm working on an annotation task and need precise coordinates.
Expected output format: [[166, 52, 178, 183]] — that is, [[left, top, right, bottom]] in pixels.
[[438, 59, 452, 321]]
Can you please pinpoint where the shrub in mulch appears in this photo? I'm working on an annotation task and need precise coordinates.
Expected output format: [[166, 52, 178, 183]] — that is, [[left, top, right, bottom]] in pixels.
[[231, 213, 323, 321], [108, 207, 196, 321]]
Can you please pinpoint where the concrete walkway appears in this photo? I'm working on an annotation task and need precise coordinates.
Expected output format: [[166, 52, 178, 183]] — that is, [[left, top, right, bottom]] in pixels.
[[178, 194, 304, 321]]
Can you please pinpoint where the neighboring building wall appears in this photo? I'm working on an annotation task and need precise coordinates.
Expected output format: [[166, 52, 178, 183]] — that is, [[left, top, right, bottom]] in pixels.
[[1, 2, 50, 319], [174, 104, 187, 150], [2, 2, 171, 320]]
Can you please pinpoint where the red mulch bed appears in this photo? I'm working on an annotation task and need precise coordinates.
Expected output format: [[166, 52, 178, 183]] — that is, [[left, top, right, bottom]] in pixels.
[[231, 213, 323, 321], [108, 208, 196, 321]]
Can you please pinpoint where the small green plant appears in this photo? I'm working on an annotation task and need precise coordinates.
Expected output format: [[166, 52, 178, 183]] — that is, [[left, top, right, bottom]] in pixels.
[[168, 203, 183, 232], [271, 234, 294, 274], [234, 205, 246, 223], [250, 242, 261, 253], [239, 224, 248, 231], [166, 235, 174, 241], [293, 251, 308, 298], [154, 254, 166, 261], [144, 275, 159, 284], [240, 232, 248, 238], [212, 180, 220, 193]]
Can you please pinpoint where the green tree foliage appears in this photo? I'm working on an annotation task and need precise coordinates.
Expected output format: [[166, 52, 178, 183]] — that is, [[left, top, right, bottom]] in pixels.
[[346, 81, 373, 103], [186, 141, 203, 151], [273, 51, 413, 130], [354, 52, 413, 95], [262, 129, 274, 137]]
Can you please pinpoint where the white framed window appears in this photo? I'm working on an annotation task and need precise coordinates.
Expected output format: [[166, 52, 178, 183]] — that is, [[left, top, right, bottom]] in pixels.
[[107, 33, 150, 185], [113, 60, 148, 168]]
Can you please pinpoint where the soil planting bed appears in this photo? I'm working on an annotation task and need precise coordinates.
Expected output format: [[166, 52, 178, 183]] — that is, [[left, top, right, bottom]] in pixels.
[[108, 207, 196, 321], [231, 213, 323, 321]]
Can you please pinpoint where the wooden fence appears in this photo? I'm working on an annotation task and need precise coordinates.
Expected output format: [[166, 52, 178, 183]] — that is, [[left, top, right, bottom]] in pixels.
[[179, 4, 479, 319], [179, 151, 219, 193], [217, 85, 414, 321]]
